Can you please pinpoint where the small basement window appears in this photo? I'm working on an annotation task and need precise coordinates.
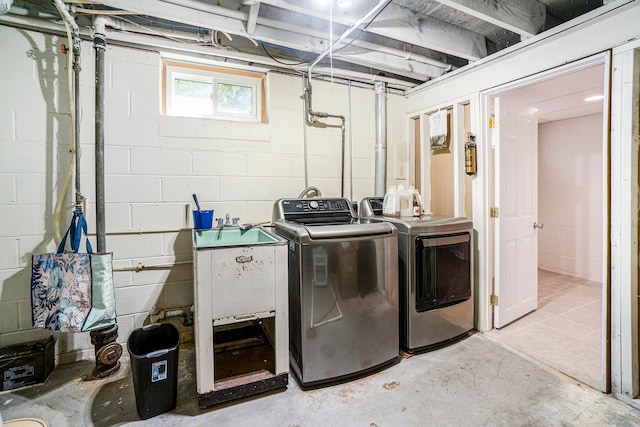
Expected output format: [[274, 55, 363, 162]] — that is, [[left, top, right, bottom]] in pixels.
[[163, 60, 265, 122]]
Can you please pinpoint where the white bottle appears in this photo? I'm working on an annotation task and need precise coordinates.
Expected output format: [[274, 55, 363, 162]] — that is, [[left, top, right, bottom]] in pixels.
[[383, 185, 400, 218], [397, 184, 412, 217]]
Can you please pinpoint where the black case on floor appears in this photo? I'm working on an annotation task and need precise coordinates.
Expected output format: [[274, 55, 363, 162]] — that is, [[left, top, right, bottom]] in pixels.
[[1, 335, 55, 391]]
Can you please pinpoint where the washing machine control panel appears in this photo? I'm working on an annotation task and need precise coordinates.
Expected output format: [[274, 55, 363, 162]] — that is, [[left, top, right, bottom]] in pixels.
[[281, 198, 351, 214]]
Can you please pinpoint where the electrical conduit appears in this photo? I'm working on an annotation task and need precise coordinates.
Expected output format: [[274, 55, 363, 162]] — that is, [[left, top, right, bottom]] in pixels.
[[304, 0, 390, 199]]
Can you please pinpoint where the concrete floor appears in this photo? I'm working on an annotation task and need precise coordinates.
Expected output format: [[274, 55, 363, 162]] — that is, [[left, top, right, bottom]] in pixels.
[[1, 333, 640, 427]]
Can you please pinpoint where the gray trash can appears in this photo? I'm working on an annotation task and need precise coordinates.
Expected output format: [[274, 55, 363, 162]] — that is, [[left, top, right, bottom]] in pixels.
[[127, 323, 180, 420]]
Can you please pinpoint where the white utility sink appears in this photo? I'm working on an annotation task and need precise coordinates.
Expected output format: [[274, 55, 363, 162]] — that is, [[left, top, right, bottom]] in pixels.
[[192, 226, 289, 407], [193, 227, 281, 248]]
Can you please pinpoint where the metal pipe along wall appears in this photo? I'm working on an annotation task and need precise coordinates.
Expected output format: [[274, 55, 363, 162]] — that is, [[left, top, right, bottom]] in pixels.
[[94, 22, 106, 252], [374, 81, 387, 197]]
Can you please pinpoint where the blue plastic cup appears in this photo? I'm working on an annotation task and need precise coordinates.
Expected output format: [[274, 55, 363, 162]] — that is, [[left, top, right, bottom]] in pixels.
[[193, 210, 214, 230]]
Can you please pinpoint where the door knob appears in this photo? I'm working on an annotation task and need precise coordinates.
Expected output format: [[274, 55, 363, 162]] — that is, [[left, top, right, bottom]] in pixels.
[[533, 222, 544, 229]]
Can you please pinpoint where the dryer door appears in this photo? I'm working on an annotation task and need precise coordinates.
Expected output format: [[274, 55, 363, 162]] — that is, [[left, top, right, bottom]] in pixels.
[[415, 232, 471, 312]]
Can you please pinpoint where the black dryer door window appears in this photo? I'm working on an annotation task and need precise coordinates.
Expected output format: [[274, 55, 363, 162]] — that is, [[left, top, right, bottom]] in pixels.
[[415, 233, 471, 312]]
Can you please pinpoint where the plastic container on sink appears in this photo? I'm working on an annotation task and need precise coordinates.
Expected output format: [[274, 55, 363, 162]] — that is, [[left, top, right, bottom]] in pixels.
[[193, 209, 214, 230]]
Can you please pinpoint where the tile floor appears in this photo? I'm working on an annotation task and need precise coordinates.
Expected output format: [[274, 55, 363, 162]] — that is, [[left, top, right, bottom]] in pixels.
[[487, 269, 602, 390]]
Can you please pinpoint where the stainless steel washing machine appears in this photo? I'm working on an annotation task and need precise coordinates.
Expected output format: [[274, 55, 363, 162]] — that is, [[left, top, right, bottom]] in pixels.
[[360, 197, 473, 353], [272, 197, 399, 386]]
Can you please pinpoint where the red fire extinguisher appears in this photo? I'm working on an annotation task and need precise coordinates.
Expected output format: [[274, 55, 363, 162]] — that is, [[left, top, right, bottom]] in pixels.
[[465, 132, 477, 176]]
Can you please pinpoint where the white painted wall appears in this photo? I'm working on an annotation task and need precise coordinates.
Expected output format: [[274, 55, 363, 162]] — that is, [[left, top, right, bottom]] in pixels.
[[406, 1, 638, 325], [405, 0, 639, 401], [0, 24, 407, 361], [538, 114, 603, 281], [609, 41, 640, 403]]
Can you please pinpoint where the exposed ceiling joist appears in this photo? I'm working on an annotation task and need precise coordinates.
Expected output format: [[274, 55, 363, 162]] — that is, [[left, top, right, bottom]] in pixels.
[[332, 47, 442, 81], [245, 1, 259, 34], [258, 0, 486, 61], [2, 0, 609, 90], [100, 0, 247, 33], [367, 2, 487, 61], [255, 6, 454, 71], [309, 0, 390, 69], [432, 0, 546, 39], [254, 26, 444, 79], [256, 7, 446, 61], [98, 0, 448, 81]]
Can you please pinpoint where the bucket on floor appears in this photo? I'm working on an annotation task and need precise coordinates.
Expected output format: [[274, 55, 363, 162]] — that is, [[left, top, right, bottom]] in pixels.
[[192, 210, 214, 230], [127, 323, 180, 420]]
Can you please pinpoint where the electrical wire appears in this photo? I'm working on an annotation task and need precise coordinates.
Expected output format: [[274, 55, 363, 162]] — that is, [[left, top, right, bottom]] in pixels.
[[260, 42, 308, 66]]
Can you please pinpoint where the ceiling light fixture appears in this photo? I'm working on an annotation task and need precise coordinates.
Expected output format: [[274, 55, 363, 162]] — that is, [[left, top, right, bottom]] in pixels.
[[324, 0, 352, 8], [584, 95, 604, 102]]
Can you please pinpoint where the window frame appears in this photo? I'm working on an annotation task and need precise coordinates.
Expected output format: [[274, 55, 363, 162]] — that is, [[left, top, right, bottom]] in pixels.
[[212, 75, 259, 120], [162, 60, 266, 123]]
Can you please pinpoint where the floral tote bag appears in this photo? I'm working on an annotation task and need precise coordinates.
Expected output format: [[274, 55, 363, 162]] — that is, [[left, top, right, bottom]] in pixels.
[[31, 252, 92, 332], [31, 209, 116, 332]]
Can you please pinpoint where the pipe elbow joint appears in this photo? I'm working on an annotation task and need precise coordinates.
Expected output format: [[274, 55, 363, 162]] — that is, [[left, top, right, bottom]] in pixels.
[[93, 16, 118, 37]]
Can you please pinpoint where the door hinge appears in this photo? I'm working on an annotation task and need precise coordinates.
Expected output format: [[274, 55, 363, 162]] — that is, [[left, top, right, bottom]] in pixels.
[[490, 207, 499, 218], [490, 294, 499, 306]]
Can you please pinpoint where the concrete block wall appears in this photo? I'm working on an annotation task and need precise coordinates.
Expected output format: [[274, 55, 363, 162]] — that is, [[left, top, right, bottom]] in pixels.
[[0, 25, 408, 361], [538, 114, 604, 282]]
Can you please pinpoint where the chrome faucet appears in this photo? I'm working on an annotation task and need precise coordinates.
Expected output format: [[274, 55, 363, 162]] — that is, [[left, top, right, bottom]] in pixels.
[[217, 214, 240, 229]]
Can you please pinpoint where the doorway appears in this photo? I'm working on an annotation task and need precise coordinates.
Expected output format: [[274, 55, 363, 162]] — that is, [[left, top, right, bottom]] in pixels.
[[486, 60, 609, 391]]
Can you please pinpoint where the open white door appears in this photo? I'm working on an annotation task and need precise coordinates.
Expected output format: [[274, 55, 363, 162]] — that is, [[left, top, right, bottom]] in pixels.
[[493, 95, 539, 328]]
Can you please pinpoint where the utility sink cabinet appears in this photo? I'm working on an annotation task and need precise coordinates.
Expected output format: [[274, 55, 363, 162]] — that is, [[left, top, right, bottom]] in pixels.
[[192, 227, 288, 408]]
